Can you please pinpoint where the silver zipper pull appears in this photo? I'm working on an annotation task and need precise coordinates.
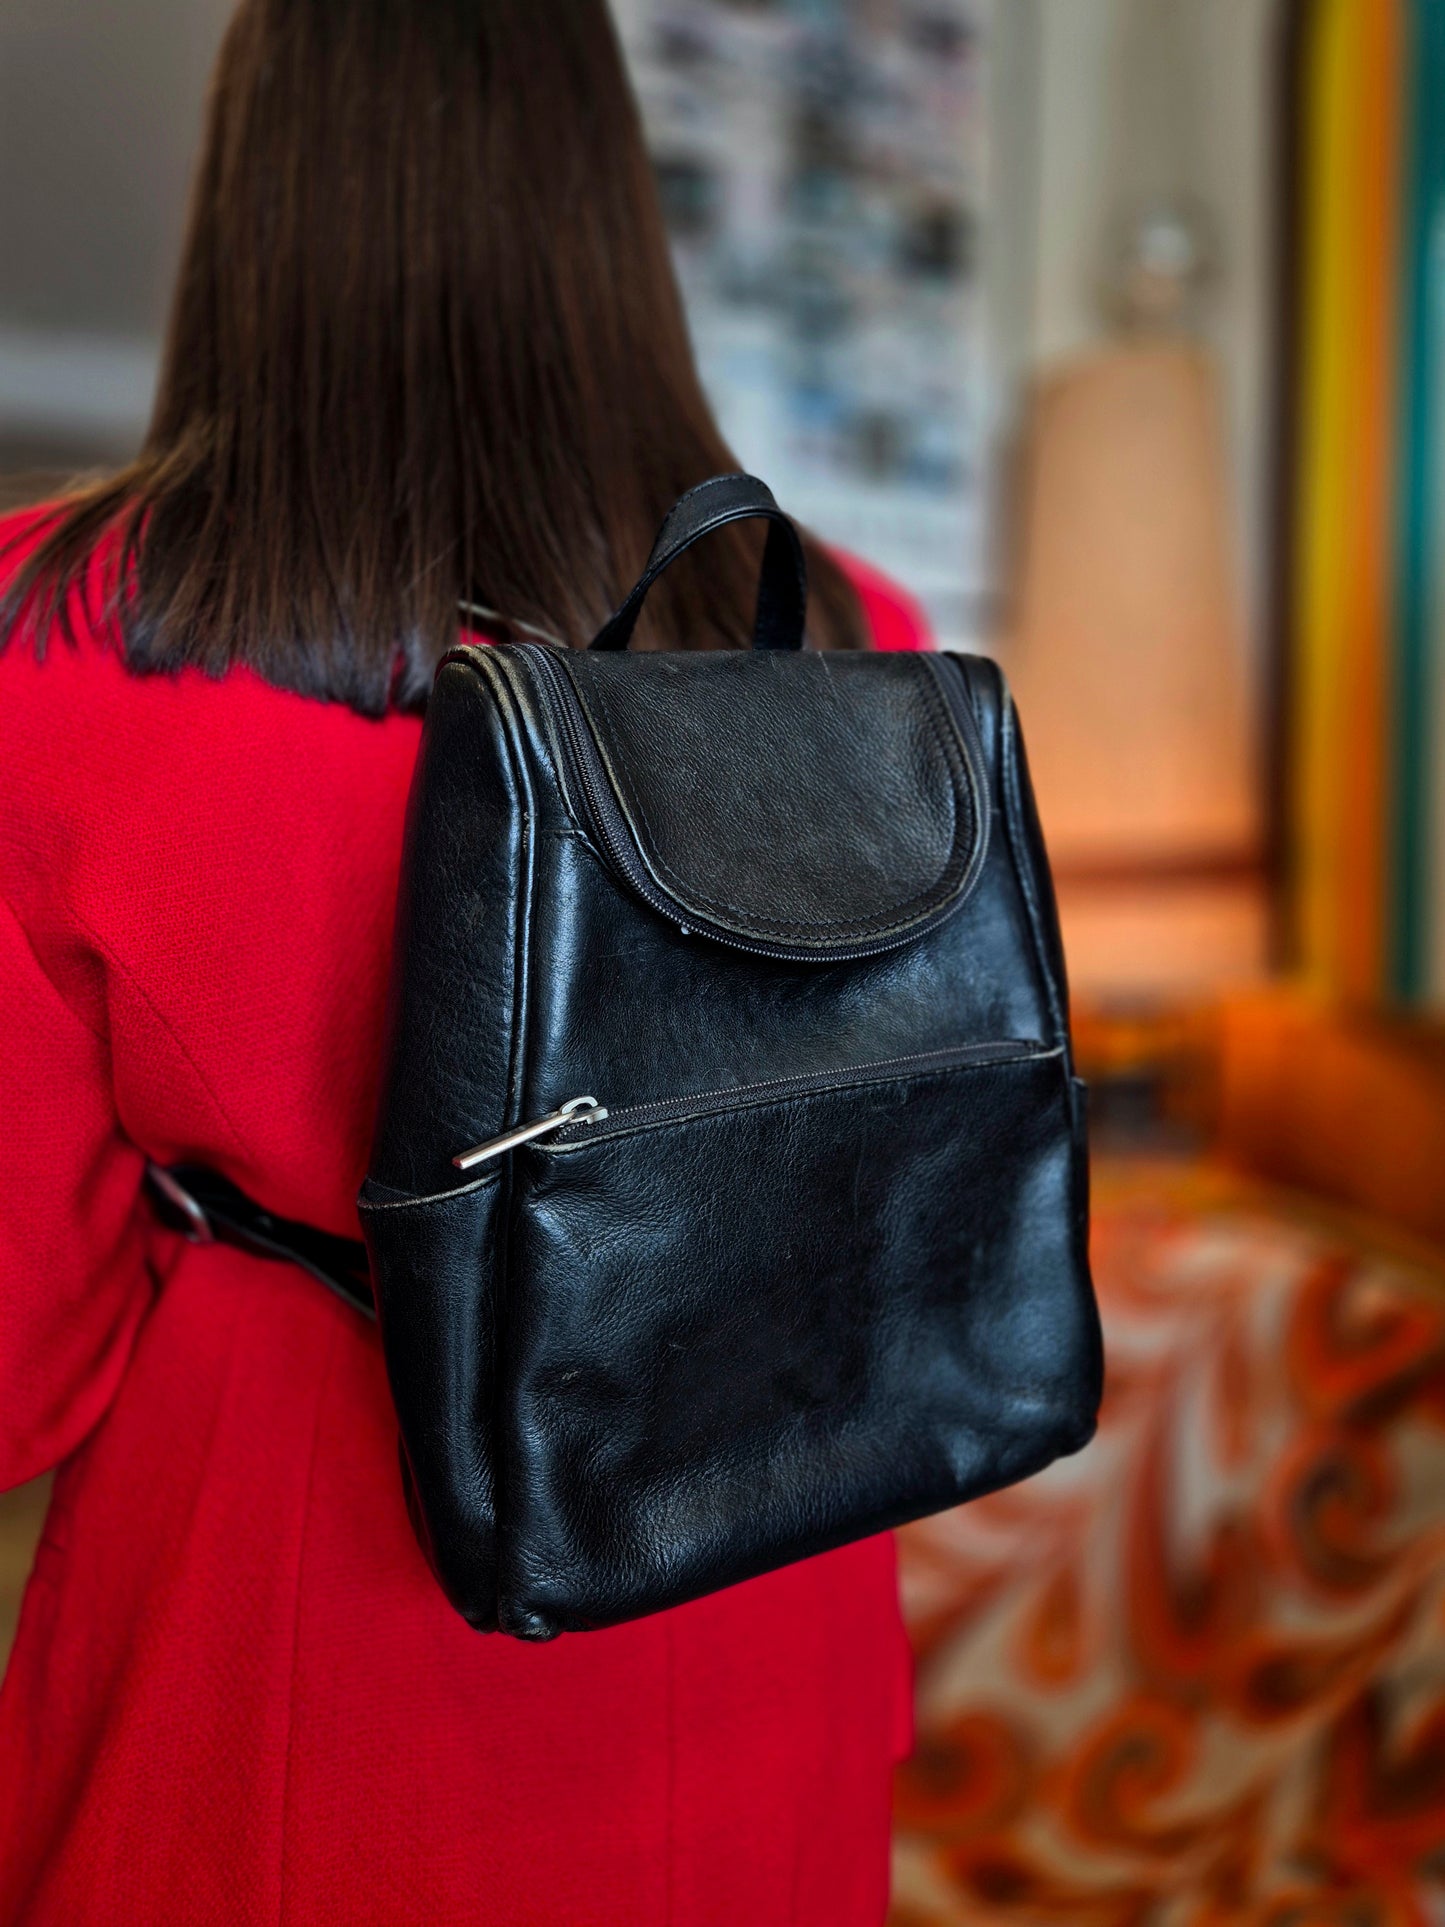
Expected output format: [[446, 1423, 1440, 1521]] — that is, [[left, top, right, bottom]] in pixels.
[[452, 1096, 607, 1171]]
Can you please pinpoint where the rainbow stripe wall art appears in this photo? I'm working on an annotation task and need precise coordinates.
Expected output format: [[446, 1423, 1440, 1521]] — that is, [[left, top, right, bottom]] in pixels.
[[1287, 0, 1445, 1013]]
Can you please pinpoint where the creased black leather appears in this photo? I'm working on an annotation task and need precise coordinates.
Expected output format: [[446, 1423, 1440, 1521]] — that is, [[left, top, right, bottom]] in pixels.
[[360, 492, 1103, 1639], [550, 646, 984, 953]]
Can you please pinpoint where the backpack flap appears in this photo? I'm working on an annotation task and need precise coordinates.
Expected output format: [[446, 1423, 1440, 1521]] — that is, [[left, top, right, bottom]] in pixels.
[[529, 644, 990, 961]]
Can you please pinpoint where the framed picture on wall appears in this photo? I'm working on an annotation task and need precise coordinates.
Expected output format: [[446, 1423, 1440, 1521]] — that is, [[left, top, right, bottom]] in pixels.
[[614, 0, 996, 648]]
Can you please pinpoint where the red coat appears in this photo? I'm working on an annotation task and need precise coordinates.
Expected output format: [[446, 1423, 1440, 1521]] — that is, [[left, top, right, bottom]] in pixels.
[[0, 506, 923, 1927]]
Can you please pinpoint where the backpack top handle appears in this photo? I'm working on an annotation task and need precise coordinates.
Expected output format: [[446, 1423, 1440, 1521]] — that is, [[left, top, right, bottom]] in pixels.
[[589, 473, 808, 654]]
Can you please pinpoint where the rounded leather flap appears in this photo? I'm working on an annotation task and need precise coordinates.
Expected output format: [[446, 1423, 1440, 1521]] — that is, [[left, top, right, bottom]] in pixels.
[[543, 648, 987, 958]]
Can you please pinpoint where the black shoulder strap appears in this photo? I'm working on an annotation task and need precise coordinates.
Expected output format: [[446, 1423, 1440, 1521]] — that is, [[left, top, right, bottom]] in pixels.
[[145, 1163, 374, 1319]]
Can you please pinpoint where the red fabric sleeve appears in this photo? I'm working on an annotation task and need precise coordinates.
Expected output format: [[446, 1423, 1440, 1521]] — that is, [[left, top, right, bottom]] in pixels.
[[0, 892, 154, 1488], [836, 548, 936, 652]]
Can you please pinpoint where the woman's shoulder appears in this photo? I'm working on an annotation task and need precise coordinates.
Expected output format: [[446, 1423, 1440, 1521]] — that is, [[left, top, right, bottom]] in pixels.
[[0, 498, 61, 556], [832, 549, 935, 654], [0, 497, 63, 597], [0, 497, 84, 576], [0, 499, 417, 889], [0, 501, 161, 802], [0, 501, 424, 1034], [0, 498, 121, 662]]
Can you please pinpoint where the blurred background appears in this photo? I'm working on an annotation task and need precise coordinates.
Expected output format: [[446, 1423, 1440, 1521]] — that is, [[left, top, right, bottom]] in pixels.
[[2, 1, 1444, 1920]]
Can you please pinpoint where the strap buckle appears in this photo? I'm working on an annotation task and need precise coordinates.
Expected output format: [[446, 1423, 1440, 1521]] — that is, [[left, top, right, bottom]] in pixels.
[[144, 1162, 215, 1244]]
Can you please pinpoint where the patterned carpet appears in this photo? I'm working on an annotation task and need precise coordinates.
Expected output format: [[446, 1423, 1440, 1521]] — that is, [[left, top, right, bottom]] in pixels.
[[890, 1162, 1445, 1926]]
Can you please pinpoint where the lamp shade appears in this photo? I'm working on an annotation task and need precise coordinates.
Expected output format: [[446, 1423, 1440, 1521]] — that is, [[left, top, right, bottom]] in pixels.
[[1004, 340, 1264, 994]]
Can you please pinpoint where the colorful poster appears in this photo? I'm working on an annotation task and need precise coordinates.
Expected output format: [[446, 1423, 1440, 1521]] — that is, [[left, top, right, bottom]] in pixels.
[[614, 0, 994, 646]]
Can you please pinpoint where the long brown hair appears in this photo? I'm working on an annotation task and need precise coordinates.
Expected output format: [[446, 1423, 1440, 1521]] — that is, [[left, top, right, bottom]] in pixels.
[[1, 0, 865, 713]]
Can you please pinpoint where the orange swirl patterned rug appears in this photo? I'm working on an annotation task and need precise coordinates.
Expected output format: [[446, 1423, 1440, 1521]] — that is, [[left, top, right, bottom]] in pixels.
[[890, 1162, 1445, 1926]]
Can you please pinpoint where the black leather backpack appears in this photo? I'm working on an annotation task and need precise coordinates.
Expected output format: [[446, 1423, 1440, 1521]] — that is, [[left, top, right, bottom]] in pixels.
[[343, 474, 1103, 1640]]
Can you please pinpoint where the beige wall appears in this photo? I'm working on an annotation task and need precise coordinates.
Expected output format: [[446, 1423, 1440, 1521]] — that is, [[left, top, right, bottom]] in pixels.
[[0, 0, 231, 333], [0, 0, 230, 450]]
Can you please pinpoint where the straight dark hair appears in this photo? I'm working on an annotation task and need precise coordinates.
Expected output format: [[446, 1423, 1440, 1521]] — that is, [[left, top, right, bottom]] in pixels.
[[1, 0, 865, 714]]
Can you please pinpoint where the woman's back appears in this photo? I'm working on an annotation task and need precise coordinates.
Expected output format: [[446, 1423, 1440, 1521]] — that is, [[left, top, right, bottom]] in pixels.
[[0, 511, 921, 1925], [0, 0, 935, 1910]]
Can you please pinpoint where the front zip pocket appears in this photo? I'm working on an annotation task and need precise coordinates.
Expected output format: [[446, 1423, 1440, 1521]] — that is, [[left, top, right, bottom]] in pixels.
[[494, 1034, 1097, 1637]]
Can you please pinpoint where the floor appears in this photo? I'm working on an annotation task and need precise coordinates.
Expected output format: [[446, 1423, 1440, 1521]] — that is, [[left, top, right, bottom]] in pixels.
[[4, 1159, 1444, 1923], [0, 1476, 47, 1673]]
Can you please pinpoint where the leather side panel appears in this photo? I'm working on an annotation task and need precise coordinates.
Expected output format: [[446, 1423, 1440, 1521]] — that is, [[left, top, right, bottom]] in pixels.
[[955, 655, 1072, 1050], [367, 658, 527, 1195], [362, 656, 529, 1632], [358, 1173, 506, 1629]]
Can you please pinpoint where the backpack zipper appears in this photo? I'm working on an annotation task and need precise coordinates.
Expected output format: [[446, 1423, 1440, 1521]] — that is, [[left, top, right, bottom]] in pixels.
[[521, 642, 695, 940], [449, 1039, 1055, 1167], [452, 1095, 609, 1170], [553, 1038, 1054, 1142]]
